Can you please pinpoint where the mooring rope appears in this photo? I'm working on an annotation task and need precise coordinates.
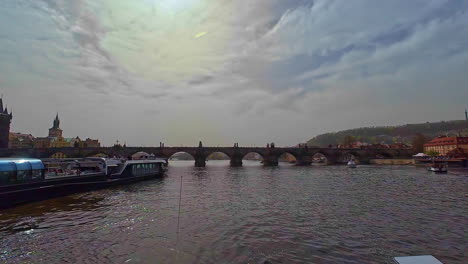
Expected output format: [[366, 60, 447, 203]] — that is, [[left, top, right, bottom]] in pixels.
[[175, 175, 183, 260]]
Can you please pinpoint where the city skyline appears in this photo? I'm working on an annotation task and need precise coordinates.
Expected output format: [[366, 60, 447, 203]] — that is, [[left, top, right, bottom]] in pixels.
[[2, 0, 468, 146]]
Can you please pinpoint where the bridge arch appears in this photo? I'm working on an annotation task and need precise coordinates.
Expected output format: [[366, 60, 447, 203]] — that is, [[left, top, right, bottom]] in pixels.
[[277, 152, 297, 164], [375, 152, 394, 159], [338, 151, 361, 163], [85, 150, 109, 158], [168, 151, 195, 161], [241, 152, 264, 161], [50, 152, 67, 159], [311, 152, 331, 164], [205, 152, 231, 167], [206, 151, 231, 160]]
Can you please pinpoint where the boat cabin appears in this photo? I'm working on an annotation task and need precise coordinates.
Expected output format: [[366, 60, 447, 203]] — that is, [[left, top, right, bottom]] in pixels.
[[0, 159, 45, 186], [112, 160, 165, 178], [42, 158, 107, 177]]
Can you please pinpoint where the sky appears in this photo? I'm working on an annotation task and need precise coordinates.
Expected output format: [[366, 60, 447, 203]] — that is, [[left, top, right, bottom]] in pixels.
[[1, 0, 468, 147]]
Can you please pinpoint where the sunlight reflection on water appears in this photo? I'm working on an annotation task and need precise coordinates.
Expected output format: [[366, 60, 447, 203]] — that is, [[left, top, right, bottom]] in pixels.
[[0, 161, 467, 263]]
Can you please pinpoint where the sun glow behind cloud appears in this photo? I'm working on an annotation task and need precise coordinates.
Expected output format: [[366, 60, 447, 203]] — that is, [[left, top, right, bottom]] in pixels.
[[98, 0, 231, 84]]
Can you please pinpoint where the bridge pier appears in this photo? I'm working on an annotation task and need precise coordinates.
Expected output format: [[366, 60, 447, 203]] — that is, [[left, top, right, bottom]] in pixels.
[[230, 157, 243, 167], [296, 155, 312, 166], [263, 155, 279, 167], [296, 160, 312, 166], [194, 153, 206, 167]]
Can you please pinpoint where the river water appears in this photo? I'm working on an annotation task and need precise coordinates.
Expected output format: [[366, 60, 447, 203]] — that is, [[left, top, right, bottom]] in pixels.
[[0, 161, 467, 264]]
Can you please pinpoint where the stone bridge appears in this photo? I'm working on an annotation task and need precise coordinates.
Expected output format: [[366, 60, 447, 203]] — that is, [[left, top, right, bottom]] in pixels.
[[0, 146, 415, 167]]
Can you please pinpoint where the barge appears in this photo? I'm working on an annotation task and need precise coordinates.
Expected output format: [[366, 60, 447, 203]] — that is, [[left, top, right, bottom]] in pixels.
[[0, 158, 166, 209]]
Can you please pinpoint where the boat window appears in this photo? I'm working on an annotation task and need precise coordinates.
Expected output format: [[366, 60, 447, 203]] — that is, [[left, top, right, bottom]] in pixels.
[[16, 170, 30, 183], [31, 170, 43, 180], [8, 171, 17, 184], [0, 171, 12, 185]]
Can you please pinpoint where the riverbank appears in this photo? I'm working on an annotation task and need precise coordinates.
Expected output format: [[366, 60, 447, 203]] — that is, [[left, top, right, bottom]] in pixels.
[[369, 159, 415, 165]]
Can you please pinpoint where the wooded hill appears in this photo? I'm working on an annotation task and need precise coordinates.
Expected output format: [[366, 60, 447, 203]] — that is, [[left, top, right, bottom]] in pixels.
[[306, 120, 468, 147]]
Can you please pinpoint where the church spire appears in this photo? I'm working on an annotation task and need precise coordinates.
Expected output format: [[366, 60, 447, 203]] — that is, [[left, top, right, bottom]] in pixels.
[[53, 113, 60, 129], [0, 97, 3, 112]]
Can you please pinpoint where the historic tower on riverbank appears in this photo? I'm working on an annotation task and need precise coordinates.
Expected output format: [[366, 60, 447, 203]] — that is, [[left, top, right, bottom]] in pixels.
[[0, 98, 13, 148], [48, 113, 63, 138]]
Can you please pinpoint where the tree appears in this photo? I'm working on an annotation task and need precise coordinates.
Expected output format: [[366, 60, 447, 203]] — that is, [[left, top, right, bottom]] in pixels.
[[412, 133, 427, 153], [342, 135, 356, 146], [425, 150, 439, 156]]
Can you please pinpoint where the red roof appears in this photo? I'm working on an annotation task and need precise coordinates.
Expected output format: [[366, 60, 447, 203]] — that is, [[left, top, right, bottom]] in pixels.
[[424, 136, 468, 147]]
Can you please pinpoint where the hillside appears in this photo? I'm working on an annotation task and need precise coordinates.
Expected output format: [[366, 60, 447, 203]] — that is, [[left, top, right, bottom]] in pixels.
[[306, 120, 468, 147]]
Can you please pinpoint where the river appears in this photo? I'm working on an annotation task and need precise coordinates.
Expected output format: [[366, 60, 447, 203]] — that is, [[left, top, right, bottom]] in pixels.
[[1, 161, 467, 263]]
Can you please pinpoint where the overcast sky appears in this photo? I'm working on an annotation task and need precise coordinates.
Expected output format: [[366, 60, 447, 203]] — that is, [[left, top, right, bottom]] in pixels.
[[1, 0, 467, 146]]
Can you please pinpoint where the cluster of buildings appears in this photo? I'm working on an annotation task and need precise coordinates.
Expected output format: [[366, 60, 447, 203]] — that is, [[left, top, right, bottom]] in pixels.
[[335, 142, 411, 149], [423, 136, 468, 157], [0, 98, 100, 150]]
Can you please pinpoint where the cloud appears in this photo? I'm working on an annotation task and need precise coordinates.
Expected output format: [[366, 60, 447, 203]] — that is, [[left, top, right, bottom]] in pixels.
[[1, 0, 467, 146]]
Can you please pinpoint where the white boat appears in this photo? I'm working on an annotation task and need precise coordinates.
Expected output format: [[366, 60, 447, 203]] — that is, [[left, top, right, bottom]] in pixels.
[[427, 163, 448, 173], [347, 160, 357, 168]]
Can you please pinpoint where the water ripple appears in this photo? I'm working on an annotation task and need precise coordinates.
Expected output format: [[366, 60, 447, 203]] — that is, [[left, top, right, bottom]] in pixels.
[[0, 161, 467, 263]]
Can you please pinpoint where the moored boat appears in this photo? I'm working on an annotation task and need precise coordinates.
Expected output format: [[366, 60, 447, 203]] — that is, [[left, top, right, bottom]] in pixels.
[[0, 158, 166, 209], [427, 162, 448, 173], [347, 160, 357, 168]]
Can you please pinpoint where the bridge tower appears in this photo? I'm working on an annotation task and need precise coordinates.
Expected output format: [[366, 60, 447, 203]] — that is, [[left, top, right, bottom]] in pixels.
[[0, 98, 12, 148], [48, 113, 63, 138]]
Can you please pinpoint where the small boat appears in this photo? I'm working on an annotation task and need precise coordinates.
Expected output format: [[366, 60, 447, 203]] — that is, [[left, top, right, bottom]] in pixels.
[[427, 162, 448, 173], [0, 158, 166, 209], [394, 255, 443, 264], [347, 160, 357, 168]]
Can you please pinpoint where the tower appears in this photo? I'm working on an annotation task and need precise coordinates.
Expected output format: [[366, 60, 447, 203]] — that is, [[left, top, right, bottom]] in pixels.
[[465, 108, 467, 121], [48, 113, 63, 138], [0, 97, 13, 148]]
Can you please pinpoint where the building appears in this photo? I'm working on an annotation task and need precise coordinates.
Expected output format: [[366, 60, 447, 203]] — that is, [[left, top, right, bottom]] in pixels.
[[424, 136, 468, 155], [48, 114, 63, 138], [49, 136, 70, 148], [34, 114, 65, 148], [34, 113, 69, 148], [0, 98, 12, 148], [79, 138, 101, 148], [34, 114, 101, 149], [446, 147, 468, 159], [9, 133, 35, 149]]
